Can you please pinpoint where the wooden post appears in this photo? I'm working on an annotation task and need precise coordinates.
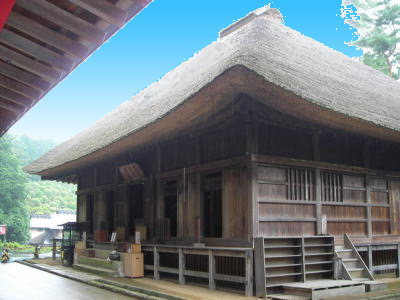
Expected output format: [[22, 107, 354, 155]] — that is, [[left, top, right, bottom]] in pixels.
[[178, 248, 185, 284], [249, 160, 259, 241], [368, 245, 373, 274], [245, 250, 254, 297], [315, 168, 322, 235], [366, 176, 372, 238], [301, 237, 306, 282], [208, 249, 216, 290], [397, 244, 400, 278], [52, 239, 56, 260], [254, 237, 266, 298], [154, 246, 160, 280]]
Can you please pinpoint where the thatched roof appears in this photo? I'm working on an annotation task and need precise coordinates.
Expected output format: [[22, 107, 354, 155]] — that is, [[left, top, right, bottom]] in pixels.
[[25, 7, 400, 177]]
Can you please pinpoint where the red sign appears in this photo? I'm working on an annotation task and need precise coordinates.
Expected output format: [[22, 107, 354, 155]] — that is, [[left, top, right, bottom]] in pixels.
[[0, 0, 15, 32], [0, 225, 7, 235]]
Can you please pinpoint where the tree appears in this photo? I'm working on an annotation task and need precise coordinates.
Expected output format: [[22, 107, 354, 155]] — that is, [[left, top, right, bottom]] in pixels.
[[0, 136, 29, 243], [342, 0, 400, 79]]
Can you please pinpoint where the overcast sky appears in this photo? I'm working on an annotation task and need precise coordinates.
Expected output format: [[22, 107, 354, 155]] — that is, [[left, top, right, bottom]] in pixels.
[[9, 0, 361, 142]]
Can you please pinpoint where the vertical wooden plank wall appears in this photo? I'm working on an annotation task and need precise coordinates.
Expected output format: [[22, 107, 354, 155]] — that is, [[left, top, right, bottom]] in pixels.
[[255, 160, 399, 239]]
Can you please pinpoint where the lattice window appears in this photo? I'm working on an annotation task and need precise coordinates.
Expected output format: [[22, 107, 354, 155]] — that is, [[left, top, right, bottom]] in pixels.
[[287, 168, 315, 201], [321, 172, 343, 202]]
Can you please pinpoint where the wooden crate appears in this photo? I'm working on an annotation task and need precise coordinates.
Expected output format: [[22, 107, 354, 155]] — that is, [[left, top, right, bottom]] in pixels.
[[122, 253, 144, 278]]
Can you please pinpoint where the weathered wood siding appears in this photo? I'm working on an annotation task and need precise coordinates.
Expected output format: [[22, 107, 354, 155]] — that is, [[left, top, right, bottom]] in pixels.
[[255, 163, 399, 238]]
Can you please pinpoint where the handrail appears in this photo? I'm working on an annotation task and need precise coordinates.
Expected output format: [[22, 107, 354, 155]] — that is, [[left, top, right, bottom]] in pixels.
[[344, 234, 374, 280], [142, 244, 252, 251], [142, 244, 254, 297]]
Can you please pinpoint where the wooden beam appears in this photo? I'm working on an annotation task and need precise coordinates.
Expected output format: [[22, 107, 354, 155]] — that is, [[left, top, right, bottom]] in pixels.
[[0, 73, 41, 100], [68, 0, 127, 27], [0, 28, 74, 72], [126, 0, 152, 21], [0, 110, 16, 125], [0, 97, 24, 115], [7, 12, 88, 58], [0, 60, 50, 92], [0, 85, 32, 107], [0, 44, 60, 81], [16, 0, 105, 43]]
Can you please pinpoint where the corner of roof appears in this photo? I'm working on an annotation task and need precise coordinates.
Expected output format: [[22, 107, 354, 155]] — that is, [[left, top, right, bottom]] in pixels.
[[219, 5, 284, 39]]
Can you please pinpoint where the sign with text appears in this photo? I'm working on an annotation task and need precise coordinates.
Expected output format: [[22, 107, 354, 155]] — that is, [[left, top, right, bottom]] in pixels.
[[0, 225, 7, 235]]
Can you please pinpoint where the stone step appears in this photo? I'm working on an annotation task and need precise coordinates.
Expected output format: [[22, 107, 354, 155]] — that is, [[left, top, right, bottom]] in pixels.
[[73, 264, 118, 277], [77, 256, 122, 272], [268, 294, 310, 300]]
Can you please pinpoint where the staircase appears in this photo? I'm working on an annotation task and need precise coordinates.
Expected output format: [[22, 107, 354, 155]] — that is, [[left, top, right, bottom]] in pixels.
[[255, 236, 335, 298], [255, 236, 374, 299], [73, 246, 124, 277], [335, 234, 374, 282]]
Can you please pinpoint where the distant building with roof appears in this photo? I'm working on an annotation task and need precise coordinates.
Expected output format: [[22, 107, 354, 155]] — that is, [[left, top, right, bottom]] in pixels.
[[29, 210, 76, 245]]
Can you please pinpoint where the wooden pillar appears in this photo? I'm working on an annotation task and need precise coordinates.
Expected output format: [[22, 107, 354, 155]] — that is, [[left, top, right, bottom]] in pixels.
[[245, 250, 254, 297], [93, 167, 98, 234], [397, 243, 400, 278], [178, 248, 185, 284], [52, 239, 57, 260], [313, 132, 322, 235], [366, 176, 372, 238], [316, 168, 322, 235], [155, 144, 162, 239], [248, 159, 258, 241], [208, 250, 216, 290], [154, 246, 160, 280], [368, 245, 373, 274], [254, 237, 266, 298], [301, 237, 306, 282], [114, 162, 118, 233]]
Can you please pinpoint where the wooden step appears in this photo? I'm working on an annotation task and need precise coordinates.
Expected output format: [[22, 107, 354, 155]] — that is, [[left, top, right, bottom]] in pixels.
[[305, 261, 333, 265], [304, 252, 333, 256], [336, 249, 352, 253], [342, 258, 358, 262], [305, 269, 333, 275], [268, 293, 310, 300], [265, 254, 302, 259], [266, 263, 302, 268], [348, 268, 364, 272], [265, 245, 302, 249], [304, 244, 333, 247], [266, 272, 303, 278]]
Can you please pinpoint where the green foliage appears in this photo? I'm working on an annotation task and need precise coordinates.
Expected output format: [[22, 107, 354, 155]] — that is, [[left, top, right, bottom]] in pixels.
[[0, 136, 29, 243], [0, 241, 52, 253], [9, 134, 77, 215], [27, 181, 76, 214], [342, 0, 400, 79], [0, 134, 76, 243]]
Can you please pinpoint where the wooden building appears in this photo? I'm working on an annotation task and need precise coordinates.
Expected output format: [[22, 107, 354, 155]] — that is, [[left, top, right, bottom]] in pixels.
[[26, 7, 400, 298]]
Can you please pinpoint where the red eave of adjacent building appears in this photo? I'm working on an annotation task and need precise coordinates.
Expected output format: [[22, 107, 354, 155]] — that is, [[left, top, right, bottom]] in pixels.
[[0, 0, 15, 31]]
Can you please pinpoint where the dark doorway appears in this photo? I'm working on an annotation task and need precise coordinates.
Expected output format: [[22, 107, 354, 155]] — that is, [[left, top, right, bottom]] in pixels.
[[203, 173, 222, 238], [127, 184, 144, 237], [163, 181, 178, 237], [86, 194, 94, 234], [106, 191, 115, 233]]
